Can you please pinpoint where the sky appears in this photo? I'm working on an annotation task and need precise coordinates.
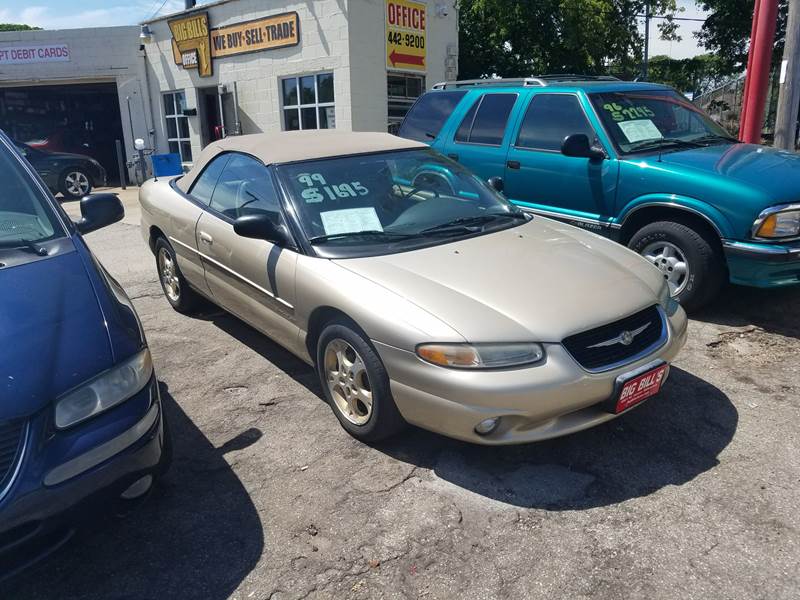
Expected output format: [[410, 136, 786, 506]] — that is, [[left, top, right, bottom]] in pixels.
[[1, 0, 710, 59]]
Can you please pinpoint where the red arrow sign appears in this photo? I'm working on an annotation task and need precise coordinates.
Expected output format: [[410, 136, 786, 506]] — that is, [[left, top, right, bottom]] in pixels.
[[390, 49, 424, 66]]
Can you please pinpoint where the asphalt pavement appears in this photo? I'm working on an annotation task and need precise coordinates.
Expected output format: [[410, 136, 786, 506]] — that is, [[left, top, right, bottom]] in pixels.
[[5, 188, 799, 599]]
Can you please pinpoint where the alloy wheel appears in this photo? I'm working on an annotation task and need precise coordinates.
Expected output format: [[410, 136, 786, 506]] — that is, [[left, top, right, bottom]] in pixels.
[[64, 171, 90, 196], [642, 240, 689, 296], [158, 248, 180, 302], [323, 338, 373, 425]]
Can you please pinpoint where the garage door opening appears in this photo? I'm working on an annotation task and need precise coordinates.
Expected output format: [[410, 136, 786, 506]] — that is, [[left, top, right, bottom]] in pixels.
[[0, 81, 127, 186]]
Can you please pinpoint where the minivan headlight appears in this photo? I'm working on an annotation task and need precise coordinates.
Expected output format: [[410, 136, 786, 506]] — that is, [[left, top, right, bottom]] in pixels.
[[753, 206, 800, 239], [416, 343, 544, 369], [55, 349, 153, 429]]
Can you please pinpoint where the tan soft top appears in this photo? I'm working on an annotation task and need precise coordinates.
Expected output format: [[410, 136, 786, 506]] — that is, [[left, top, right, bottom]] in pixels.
[[177, 130, 426, 192]]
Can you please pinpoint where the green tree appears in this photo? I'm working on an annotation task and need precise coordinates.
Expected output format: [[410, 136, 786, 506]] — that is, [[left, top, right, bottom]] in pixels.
[[459, 0, 682, 79], [648, 53, 727, 95], [0, 24, 42, 32], [696, 0, 788, 75]]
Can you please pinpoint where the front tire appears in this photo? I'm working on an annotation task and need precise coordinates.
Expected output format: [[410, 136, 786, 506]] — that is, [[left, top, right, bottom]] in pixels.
[[316, 318, 406, 442], [154, 237, 201, 314], [628, 220, 725, 312], [59, 168, 92, 199]]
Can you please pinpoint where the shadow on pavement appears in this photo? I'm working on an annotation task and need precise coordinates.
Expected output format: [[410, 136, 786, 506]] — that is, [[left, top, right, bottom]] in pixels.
[[695, 284, 800, 339], [6, 383, 264, 600], [376, 367, 737, 510]]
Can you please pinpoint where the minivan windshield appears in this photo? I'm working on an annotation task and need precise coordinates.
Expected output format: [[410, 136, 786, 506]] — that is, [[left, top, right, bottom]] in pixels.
[[276, 148, 527, 257], [590, 90, 736, 154], [0, 139, 64, 248]]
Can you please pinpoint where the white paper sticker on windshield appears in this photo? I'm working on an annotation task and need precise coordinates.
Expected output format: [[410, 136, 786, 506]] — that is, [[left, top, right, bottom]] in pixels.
[[320, 207, 383, 235], [617, 119, 662, 143]]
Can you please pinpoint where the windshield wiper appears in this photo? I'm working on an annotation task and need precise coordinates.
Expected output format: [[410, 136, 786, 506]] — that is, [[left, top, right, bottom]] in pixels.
[[419, 212, 528, 236], [690, 133, 740, 145], [0, 238, 49, 256], [308, 230, 416, 244], [627, 137, 704, 153]]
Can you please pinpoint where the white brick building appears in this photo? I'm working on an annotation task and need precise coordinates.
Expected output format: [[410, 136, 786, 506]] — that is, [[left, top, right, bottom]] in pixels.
[[0, 0, 458, 180]]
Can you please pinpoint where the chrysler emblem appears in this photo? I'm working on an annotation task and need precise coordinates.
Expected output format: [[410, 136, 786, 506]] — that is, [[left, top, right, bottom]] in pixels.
[[587, 322, 651, 349]]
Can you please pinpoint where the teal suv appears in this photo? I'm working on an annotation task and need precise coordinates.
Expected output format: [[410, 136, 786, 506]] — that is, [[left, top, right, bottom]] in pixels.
[[399, 75, 800, 310]]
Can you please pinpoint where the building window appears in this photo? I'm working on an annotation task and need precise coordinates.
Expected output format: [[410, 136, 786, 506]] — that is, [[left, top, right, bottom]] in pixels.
[[388, 74, 425, 133], [163, 91, 192, 162], [281, 73, 335, 130]]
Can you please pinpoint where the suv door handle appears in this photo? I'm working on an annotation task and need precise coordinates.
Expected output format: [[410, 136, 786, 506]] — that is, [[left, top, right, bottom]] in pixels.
[[199, 231, 213, 245], [507, 160, 521, 169], [447, 153, 459, 161]]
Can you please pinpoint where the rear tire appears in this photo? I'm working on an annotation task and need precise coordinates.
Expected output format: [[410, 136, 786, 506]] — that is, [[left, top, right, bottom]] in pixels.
[[628, 220, 725, 312], [59, 168, 92, 199], [316, 318, 406, 442], [154, 237, 201, 314]]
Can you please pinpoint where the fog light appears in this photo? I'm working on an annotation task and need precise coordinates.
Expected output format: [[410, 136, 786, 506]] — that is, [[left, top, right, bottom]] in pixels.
[[475, 417, 500, 436], [120, 475, 153, 500]]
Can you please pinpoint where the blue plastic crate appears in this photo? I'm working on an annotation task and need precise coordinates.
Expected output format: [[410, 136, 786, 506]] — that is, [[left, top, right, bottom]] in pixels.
[[150, 153, 183, 177]]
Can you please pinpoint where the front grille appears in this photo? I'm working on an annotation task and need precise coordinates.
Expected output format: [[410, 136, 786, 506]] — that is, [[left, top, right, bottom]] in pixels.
[[0, 421, 26, 499], [562, 305, 666, 371]]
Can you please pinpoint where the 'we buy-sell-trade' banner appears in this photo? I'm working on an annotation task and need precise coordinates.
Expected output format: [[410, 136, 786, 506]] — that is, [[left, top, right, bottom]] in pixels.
[[385, 0, 426, 72]]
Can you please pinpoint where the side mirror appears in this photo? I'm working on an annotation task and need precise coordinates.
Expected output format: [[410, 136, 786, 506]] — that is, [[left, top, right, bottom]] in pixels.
[[233, 214, 291, 246], [75, 193, 124, 234], [487, 176, 504, 193], [561, 134, 606, 160]]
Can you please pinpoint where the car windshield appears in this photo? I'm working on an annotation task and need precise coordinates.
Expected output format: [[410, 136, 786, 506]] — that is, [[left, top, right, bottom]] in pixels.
[[0, 139, 64, 248], [590, 90, 736, 154], [276, 148, 526, 256]]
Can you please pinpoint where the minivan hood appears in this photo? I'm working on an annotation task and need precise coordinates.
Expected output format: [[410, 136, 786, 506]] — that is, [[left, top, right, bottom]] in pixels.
[[334, 219, 664, 343], [659, 142, 800, 205], [0, 249, 113, 419]]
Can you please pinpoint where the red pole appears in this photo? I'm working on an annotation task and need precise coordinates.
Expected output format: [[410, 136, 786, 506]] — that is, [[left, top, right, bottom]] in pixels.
[[739, 0, 762, 138], [740, 0, 779, 143]]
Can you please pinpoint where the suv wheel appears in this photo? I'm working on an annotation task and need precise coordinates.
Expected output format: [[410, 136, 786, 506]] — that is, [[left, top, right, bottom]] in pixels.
[[154, 237, 201, 313], [316, 318, 406, 442], [628, 220, 725, 312]]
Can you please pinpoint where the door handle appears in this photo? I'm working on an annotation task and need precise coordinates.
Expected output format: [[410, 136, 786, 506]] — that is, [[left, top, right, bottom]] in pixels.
[[447, 153, 459, 161], [507, 160, 521, 169], [199, 231, 213, 245]]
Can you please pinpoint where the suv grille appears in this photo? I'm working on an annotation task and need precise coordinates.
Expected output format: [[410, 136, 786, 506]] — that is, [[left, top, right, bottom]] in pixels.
[[0, 421, 26, 499], [562, 305, 666, 372]]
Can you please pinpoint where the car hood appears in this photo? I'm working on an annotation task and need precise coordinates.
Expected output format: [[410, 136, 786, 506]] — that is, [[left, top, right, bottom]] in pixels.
[[0, 249, 114, 419], [333, 219, 664, 343], [658, 142, 800, 205]]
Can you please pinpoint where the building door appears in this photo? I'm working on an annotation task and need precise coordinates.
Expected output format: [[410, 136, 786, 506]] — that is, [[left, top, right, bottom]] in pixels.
[[199, 87, 223, 146]]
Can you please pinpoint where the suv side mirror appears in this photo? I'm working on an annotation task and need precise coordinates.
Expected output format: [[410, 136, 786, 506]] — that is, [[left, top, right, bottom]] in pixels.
[[487, 176, 504, 193], [75, 193, 124, 234], [234, 214, 291, 246], [561, 134, 606, 160]]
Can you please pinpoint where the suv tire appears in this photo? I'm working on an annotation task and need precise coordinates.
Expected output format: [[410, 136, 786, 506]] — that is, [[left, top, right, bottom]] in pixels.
[[628, 220, 725, 312]]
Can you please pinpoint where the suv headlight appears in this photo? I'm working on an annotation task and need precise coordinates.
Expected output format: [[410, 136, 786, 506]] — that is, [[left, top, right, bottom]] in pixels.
[[752, 205, 800, 239], [55, 349, 153, 429], [416, 343, 544, 369]]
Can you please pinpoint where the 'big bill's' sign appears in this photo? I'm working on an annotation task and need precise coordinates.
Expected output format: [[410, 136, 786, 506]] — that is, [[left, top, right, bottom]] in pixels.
[[385, 0, 427, 72], [169, 11, 300, 77]]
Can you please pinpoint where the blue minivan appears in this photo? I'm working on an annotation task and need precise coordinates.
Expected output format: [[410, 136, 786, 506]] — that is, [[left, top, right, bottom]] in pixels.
[[399, 76, 800, 310], [0, 130, 169, 577]]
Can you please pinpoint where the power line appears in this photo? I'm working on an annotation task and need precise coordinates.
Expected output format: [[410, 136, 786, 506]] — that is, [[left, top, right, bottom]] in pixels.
[[148, 0, 171, 20]]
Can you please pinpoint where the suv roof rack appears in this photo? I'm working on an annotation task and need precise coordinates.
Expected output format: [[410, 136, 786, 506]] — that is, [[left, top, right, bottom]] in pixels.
[[431, 74, 621, 90]]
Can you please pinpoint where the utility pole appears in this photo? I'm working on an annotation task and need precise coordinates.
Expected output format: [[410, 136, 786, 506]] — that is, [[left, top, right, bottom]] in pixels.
[[740, 0, 779, 143], [643, 1, 651, 80], [775, 0, 800, 150]]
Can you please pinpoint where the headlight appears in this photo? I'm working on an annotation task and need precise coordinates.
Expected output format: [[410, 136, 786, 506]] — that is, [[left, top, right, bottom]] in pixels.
[[753, 206, 800, 239], [416, 343, 544, 369], [657, 283, 680, 316], [55, 349, 153, 429]]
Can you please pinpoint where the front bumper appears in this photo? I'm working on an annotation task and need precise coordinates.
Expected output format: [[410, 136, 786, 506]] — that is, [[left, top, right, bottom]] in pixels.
[[375, 308, 688, 445], [0, 377, 165, 578], [723, 239, 800, 287]]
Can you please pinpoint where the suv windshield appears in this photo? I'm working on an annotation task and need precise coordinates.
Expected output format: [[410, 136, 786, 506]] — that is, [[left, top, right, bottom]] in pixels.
[[276, 148, 526, 256], [0, 139, 64, 248], [590, 90, 736, 154]]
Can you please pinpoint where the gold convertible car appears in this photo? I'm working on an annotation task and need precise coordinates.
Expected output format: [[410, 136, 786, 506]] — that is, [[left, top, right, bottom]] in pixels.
[[140, 131, 687, 445]]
